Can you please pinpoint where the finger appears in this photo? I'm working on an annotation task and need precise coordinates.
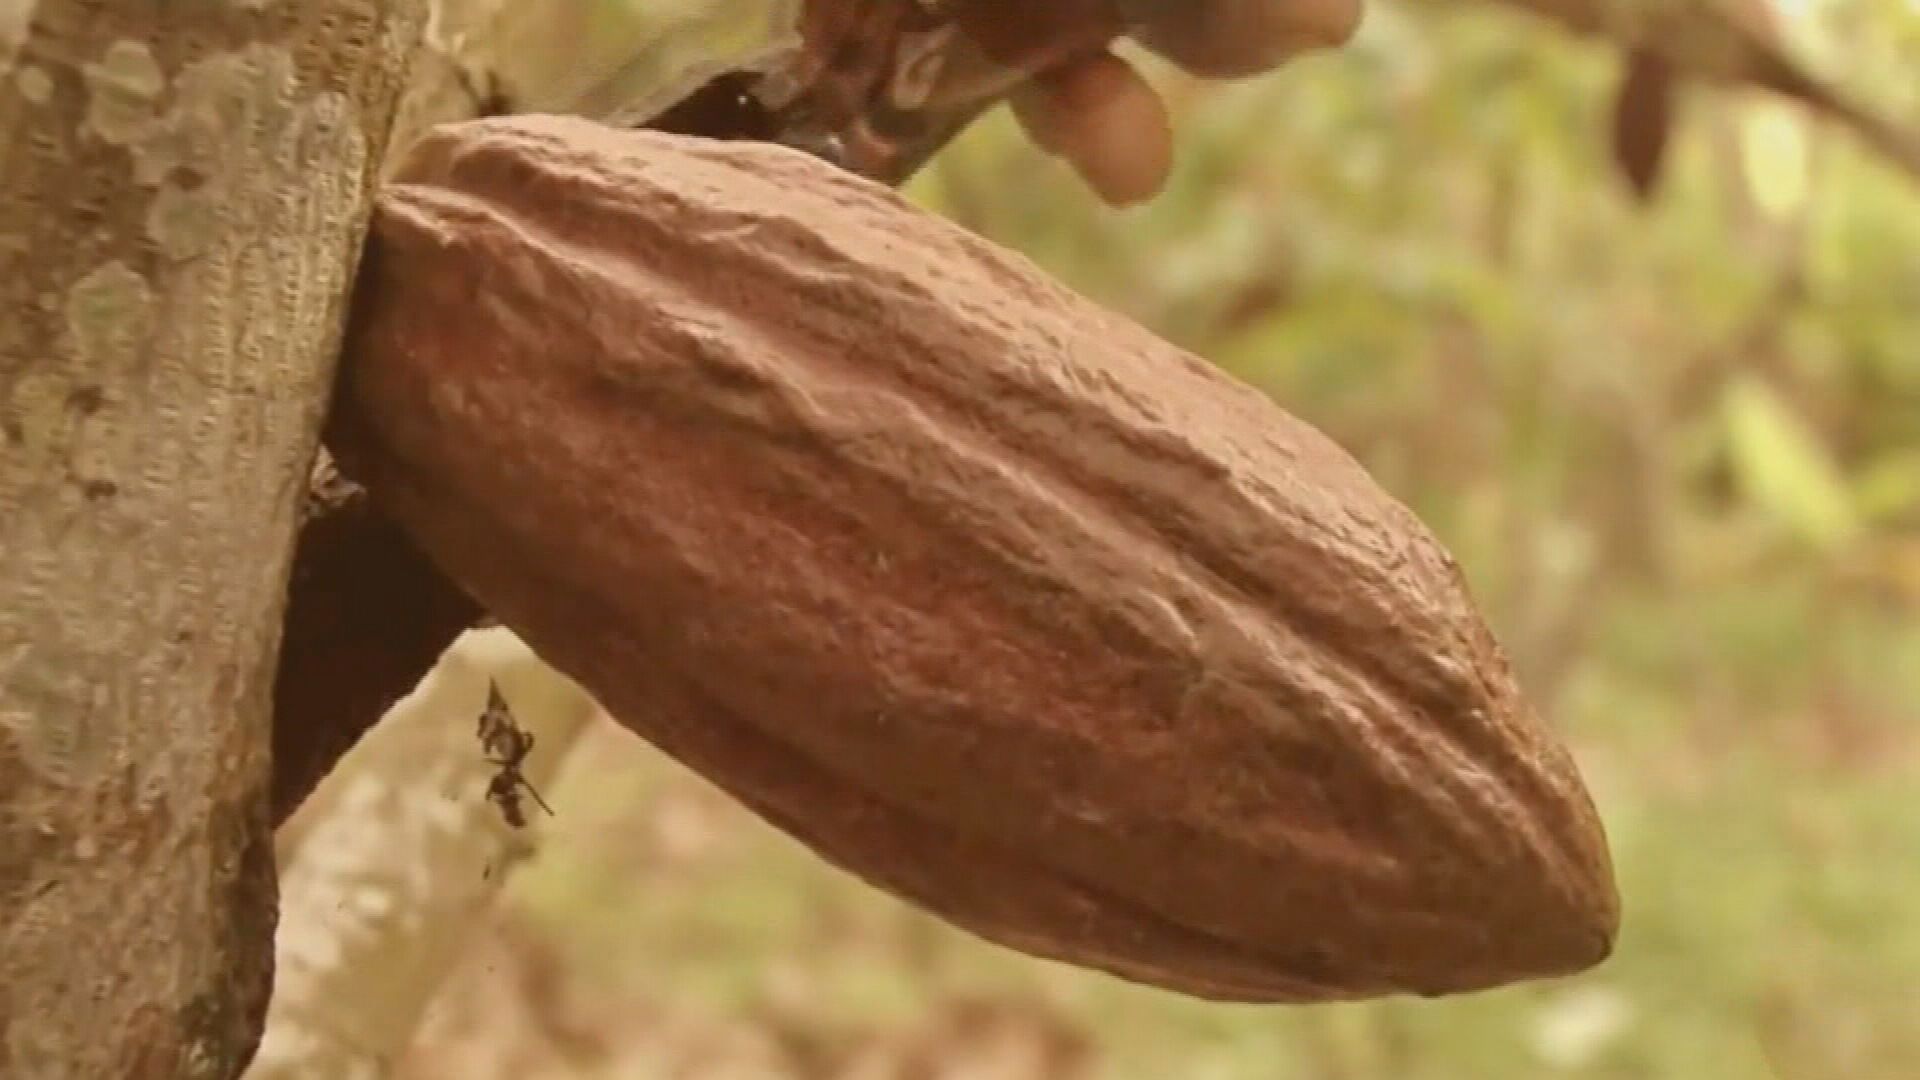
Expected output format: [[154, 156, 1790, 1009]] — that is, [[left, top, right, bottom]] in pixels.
[[1011, 50, 1174, 208], [1122, 0, 1364, 78], [949, 0, 1127, 76]]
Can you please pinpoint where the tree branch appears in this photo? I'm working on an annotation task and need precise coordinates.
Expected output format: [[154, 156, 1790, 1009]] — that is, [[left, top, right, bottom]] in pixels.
[[271, 457, 482, 825]]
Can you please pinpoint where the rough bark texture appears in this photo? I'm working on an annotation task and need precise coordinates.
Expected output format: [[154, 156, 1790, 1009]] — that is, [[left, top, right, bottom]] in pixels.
[[333, 115, 1620, 1003], [0, 1, 423, 1075]]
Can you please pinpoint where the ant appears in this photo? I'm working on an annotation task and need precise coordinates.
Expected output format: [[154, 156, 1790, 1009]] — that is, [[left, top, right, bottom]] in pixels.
[[476, 681, 554, 829]]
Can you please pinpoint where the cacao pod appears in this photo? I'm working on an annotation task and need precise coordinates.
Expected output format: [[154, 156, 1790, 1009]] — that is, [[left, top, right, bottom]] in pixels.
[[333, 115, 1618, 1001]]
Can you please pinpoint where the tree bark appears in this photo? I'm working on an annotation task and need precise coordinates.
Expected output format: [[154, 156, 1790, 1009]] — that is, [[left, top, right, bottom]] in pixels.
[[0, 1, 423, 1075]]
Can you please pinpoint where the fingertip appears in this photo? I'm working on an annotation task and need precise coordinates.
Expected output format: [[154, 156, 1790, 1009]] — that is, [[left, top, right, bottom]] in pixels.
[[1013, 51, 1174, 207]]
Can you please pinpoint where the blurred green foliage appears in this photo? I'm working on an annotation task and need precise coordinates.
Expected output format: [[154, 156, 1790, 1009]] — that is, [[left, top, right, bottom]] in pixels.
[[489, 3, 1920, 1077]]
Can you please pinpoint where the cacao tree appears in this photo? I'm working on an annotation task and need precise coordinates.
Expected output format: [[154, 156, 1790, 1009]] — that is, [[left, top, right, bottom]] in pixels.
[[3, 0, 1673, 1072], [0, 0, 424, 1074], [0, 1, 1499, 1073]]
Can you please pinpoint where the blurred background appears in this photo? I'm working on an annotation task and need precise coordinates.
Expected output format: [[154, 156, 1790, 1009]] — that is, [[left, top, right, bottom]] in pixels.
[[277, 2, 1920, 1077]]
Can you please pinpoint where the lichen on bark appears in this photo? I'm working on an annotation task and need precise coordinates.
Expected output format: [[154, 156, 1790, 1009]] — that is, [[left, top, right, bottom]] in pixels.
[[0, 0, 425, 1074]]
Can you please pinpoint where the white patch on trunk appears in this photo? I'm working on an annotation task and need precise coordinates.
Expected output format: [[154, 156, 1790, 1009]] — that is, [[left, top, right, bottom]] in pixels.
[[1, 0, 39, 75]]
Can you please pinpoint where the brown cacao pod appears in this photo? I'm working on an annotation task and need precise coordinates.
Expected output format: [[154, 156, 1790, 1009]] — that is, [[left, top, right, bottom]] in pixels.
[[334, 114, 1618, 1002]]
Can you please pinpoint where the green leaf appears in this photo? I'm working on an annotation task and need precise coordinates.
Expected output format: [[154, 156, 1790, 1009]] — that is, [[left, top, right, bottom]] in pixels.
[[1721, 375, 1860, 551], [1853, 451, 1920, 524]]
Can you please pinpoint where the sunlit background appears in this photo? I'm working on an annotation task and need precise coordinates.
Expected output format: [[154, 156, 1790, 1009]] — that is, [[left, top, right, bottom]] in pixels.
[[290, 2, 1920, 1077]]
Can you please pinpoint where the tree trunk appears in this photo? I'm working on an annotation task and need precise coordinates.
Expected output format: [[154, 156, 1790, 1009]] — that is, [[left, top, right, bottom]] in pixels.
[[0, 1, 423, 1075]]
